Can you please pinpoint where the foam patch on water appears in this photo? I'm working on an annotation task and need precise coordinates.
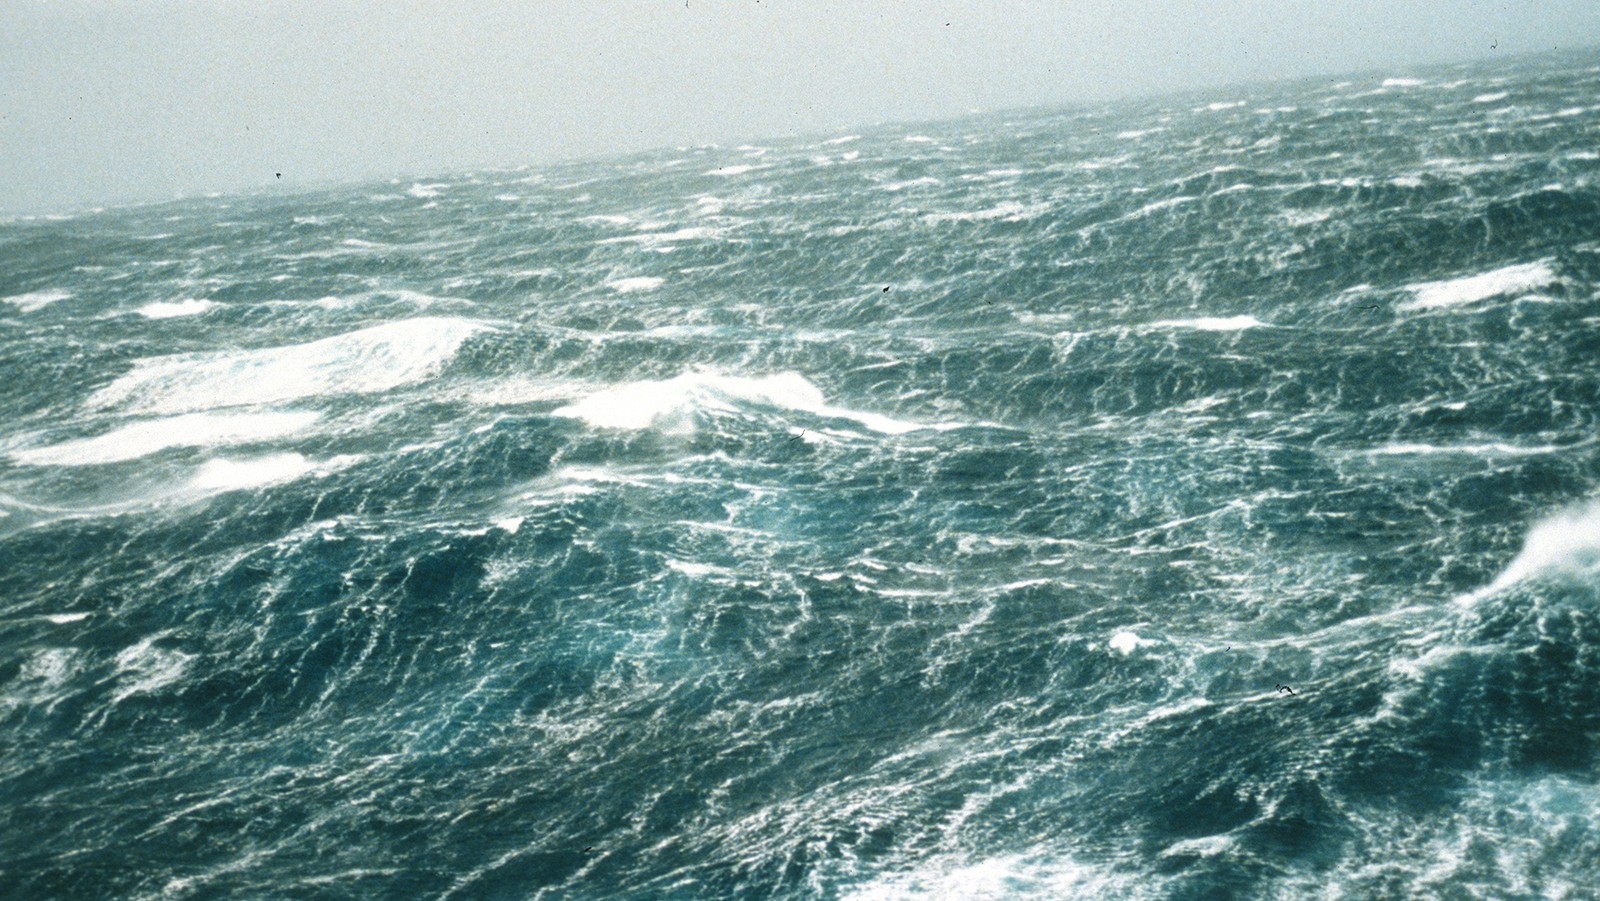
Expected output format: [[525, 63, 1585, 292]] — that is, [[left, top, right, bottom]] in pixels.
[[1366, 441, 1566, 458], [606, 276, 665, 293], [1147, 315, 1266, 331], [1400, 260, 1557, 311], [842, 851, 1145, 900], [924, 202, 1047, 224], [136, 298, 219, 319], [551, 370, 947, 435], [1463, 498, 1600, 602], [186, 452, 360, 493], [598, 226, 722, 246], [10, 411, 321, 466], [111, 636, 193, 703], [3, 289, 72, 313], [1109, 630, 1159, 656], [89, 317, 490, 414]]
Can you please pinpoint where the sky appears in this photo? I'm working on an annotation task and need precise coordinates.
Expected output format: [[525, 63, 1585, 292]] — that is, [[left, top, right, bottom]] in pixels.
[[2, 1, 1598, 215]]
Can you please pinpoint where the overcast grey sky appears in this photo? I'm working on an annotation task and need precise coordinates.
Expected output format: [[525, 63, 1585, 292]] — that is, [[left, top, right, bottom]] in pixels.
[[3, 1, 1597, 215]]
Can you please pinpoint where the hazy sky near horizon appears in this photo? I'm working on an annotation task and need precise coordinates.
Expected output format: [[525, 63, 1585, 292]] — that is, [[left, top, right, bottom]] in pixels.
[[3, 1, 1598, 215]]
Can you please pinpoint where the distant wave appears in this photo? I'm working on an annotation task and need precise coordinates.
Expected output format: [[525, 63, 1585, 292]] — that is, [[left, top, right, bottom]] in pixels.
[[1462, 498, 1600, 602], [89, 317, 490, 414], [552, 370, 955, 436], [136, 298, 219, 319], [3, 289, 72, 313], [1401, 260, 1557, 311], [10, 411, 321, 467]]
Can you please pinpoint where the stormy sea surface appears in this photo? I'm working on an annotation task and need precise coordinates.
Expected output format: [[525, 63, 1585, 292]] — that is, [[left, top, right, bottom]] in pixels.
[[5, 50, 1600, 900]]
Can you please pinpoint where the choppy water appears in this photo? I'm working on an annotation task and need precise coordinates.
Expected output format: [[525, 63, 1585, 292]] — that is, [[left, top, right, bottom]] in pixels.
[[4, 50, 1600, 900]]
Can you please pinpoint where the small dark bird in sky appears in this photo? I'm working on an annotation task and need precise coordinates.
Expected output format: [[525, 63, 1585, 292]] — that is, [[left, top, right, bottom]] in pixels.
[[275, 173, 281, 179]]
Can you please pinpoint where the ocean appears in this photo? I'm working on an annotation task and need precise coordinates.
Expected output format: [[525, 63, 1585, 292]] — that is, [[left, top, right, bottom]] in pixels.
[[3, 49, 1599, 900]]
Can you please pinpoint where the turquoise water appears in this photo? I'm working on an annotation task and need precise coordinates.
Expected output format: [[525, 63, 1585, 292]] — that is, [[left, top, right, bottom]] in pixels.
[[4, 50, 1600, 899]]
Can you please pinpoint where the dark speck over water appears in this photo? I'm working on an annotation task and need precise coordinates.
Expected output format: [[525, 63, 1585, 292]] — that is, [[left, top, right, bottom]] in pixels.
[[4, 50, 1600, 900]]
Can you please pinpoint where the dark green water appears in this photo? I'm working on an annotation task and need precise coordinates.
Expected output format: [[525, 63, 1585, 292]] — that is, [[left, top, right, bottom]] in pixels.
[[3, 50, 1600, 900]]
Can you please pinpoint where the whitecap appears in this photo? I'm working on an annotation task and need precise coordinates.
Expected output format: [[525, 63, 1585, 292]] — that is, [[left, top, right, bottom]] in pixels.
[[111, 636, 193, 703], [551, 370, 951, 435], [924, 201, 1047, 224], [1366, 441, 1565, 458], [1400, 260, 1557, 311], [3, 289, 72, 313], [597, 226, 721, 246], [10, 411, 321, 467], [822, 135, 860, 145], [187, 452, 359, 493], [842, 851, 1140, 900], [605, 276, 665, 294], [1463, 498, 1600, 601], [406, 182, 448, 198], [135, 298, 219, 319], [1382, 77, 1426, 87], [1109, 630, 1158, 656], [1472, 91, 1509, 103], [89, 317, 490, 414], [1147, 315, 1265, 332]]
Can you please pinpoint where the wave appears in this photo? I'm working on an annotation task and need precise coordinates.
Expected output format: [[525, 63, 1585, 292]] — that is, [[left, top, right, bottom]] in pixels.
[[1146, 315, 1266, 332], [605, 276, 665, 294], [1464, 498, 1600, 602], [89, 317, 490, 414], [924, 201, 1048, 224], [551, 370, 952, 435], [3, 289, 72, 313], [135, 298, 219, 319], [1400, 260, 1557, 311], [10, 411, 321, 467]]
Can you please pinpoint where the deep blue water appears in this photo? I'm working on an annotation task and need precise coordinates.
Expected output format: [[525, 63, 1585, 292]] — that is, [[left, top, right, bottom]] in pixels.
[[4, 50, 1600, 900]]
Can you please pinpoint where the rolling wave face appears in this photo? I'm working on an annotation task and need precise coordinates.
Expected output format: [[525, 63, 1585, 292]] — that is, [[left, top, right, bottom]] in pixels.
[[3, 50, 1600, 900]]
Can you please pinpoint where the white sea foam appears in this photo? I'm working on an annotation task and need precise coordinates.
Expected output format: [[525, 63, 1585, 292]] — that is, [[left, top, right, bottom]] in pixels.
[[598, 226, 721, 246], [10, 411, 321, 467], [112, 636, 193, 703], [406, 182, 448, 198], [1147, 315, 1265, 332], [1201, 100, 1245, 112], [1109, 630, 1158, 656], [90, 317, 489, 414], [552, 370, 948, 435], [605, 276, 665, 294], [843, 851, 1141, 900], [1400, 260, 1557, 310], [1472, 91, 1509, 103], [0, 648, 81, 715], [707, 164, 759, 176], [187, 452, 359, 493], [1464, 498, 1600, 601], [822, 135, 860, 145], [924, 201, 1047, 224], [1367, 441, 1565, 458], [1382, 77, 1426, 87], [135, 298, 219, 319], [3, 289, 72, 313]]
